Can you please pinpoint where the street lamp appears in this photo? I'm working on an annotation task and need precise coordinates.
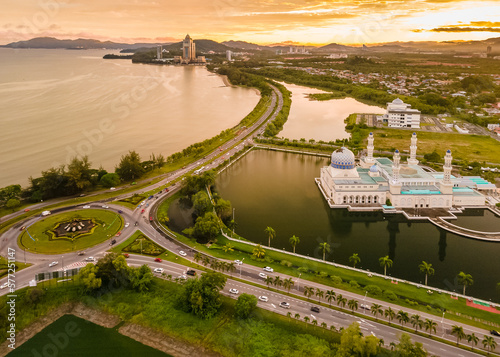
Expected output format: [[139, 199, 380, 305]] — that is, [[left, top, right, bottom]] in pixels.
[[239, 258, 245, 278], [297, 273, 302, 291], [363, 291, 368, 314], [232, 208, 235, 237]]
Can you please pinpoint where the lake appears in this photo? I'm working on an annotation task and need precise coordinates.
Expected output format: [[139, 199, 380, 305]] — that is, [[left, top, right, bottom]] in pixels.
[[213, 149, 500, 301], [278, 82, 386, 142], [0, 49, 259, 187]]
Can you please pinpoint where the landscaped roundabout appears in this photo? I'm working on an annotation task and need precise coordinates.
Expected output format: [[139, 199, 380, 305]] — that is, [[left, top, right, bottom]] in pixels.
[[18, 209, 123, 254]]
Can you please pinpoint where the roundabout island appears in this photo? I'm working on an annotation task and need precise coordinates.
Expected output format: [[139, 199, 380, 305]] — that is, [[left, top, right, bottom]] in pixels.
[[18, 209, 123, 254]]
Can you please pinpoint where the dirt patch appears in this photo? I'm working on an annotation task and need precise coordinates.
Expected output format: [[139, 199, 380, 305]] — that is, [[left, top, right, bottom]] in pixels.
[[119, 323, 222, 357]]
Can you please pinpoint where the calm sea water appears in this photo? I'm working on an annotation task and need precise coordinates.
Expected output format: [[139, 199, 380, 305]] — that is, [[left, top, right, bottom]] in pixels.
[[279, 82, 386, 141], [0, 48, 259, 187]]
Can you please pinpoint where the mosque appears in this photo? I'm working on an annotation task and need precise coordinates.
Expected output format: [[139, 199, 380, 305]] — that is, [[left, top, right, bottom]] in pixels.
[[316, 133, 494, 210]]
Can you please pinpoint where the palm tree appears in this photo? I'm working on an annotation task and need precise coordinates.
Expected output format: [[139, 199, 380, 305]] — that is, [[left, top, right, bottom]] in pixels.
[[467, 333, 479, 351], [210, 260, 219, 270], [457, 272, 473, 295], [385, 307, 395, 325], [410, 314, 423, 332], [202, 256, 210, 266], [227, 262, 236, 276], [294, 313, 300, 323], [379, 255, 393, 276], [451, 325, 465, 346], [371, 303, 383, 321], [337, 295, 347, 311], [252, 244, 266, 259], [418, 261, 435, 286], [319, 242, 331, 261], [325, 290, 336, 306], [482, 335, 497, 355], [264, 226, 276, 247], [330, 325, 336, 332], [289, 235, 300, 253], [321, 322, 327, 329], [283, 277, 294, 293], [315, 288, 324, 303], [304, 286, 314, 300], [349, 253, 361, 268], [389, 342, 397, 351], [265, 276, 273, 288], [222, 242, 234, 253], [193, 252, 202, 264], [397, 310, 409, 327], [273, 276, 282, 288], [312, 319, 318, 326], [424, 319, 437, 336], [347, 299, 358, 313], [286, 312, 292, 321], [304, 316, 310, 326]]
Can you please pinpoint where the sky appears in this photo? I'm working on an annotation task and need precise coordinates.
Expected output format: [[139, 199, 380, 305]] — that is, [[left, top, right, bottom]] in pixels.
[[1, 0, 499, 45]]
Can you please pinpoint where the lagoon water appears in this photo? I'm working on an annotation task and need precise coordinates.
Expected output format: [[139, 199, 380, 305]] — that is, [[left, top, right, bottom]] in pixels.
[[214, 149, 500, 301], [278, 82, 386, 142], [0, 48, 259, 187]]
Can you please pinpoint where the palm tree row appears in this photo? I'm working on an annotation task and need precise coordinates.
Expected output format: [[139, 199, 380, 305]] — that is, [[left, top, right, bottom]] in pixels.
[[451, 325, 496, 354], [264, 275, 295, 293]]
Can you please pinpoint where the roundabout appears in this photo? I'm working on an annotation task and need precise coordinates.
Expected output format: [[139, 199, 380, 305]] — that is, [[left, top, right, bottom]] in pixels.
[[18, 209, 123, 254]]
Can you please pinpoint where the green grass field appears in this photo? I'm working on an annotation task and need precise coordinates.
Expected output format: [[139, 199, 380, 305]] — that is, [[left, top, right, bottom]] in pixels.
[[18, 209, 123, 254], [7, 315, 171, 357]]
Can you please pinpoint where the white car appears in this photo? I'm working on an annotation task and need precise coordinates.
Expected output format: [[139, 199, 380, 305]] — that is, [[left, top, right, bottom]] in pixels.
[[0, 282, 9, 289], [102, 205, 109, 209], [49, 261, 58, 267], [179, 251, 187, 257], [153, 268, 163, 274], [229, 288, 239, 295], [83, 205, 90, 209], [258, 296, 268, 302], [263, 266, 273, 273], [85, 257, 95, 262], [125, 223, 130, 228], [279, 302, 290, 309], [258, 272, 267, 279], [360, 304, 371, 311], [110, 187, 116, 190], [178, 275, 187, 280], [234, 260, 243, 265]]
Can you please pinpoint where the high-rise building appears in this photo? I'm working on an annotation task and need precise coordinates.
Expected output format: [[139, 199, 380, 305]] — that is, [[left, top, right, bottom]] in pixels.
[[226, 50, 232, 61], [157, 45, 162, 60], [182, 34, 196, 61]]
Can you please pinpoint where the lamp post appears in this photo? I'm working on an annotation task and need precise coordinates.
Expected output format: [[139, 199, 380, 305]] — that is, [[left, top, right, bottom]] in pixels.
[[363, 291, 368, 314], [297, 273, 302, 291], [239, 258, 245, 278], [232, 208, 235, 237]]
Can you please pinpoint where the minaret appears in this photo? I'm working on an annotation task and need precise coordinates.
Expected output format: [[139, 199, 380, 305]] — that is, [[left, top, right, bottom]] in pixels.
[[407, 132, 419, 166], [364, 132, 375, 166], [389, 149, 402, 195], [440, 149, 453, 195]]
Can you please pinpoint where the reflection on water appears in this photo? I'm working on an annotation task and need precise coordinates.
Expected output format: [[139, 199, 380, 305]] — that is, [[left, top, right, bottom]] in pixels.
[[214, 149, 500, 301], [278, 82, 386, 142]]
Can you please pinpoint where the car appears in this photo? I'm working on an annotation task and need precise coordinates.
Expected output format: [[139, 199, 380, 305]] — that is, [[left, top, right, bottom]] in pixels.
[[134, 221, 138, 226], [179, 251, 187, 257], [165, 188, 169, 192], [101, 205, 109, 209], [229, 288, 239, 295], [118, 210, 123, 214], [125, 223, 130, 228], [491, 330, 500, 337], [234, 260, 243, 265], [0, 282, 9, 289], [279, 302, 290, 309], [123, 253, 129, 258], [186, 269, 196, 276], [153, 268, 163, 274], [154, 258, 162, 262], [360, 304, 371, 311], [149, 216, 153, 222], [83, 205, 90, 209], [178, 275, 187, 280], [85, 257, 95, 262], [116, 231, 122, 237], [19, 226, 25, 231], [310, 306, 320, 313], [77, 251, 85, 256], [258, 272, 267, 279], [110, 187, 116, 190], [141, 209, 145, 213], [258, 296, 268, 302], [24, 208, 30, 212], [109, 239, 116, 245], [263, 266, 273, 273], [49, 261, 58, 267]]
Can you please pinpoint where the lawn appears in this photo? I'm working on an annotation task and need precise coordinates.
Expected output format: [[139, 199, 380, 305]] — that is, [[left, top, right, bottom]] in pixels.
[[18, 209, 123, 254]]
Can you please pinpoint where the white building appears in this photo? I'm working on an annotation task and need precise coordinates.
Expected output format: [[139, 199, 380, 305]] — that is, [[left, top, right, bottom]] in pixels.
[[226, 50, 232, 61], [382, 98, 421, 128], [316, 133, 489, 210]]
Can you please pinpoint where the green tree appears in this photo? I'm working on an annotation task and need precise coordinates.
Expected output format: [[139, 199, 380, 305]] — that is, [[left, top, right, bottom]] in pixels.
[[385, 307, 395, 325], [379, 255, 393, 276], [193, 212, 222, 242], [214, 199, 232, 220], [131, 264, 154, 292], [99, 173, 120, 188], [80, 263, 102, 293], [482, 335, 497, 355], [410, 314, 423, 332], [319, 242, 330, 261], [349, 253, 361, 268], [264, 275, 273, 288], [397, 310, 409, 327], [5, 198, 20, 210], [289, 235, 300, 253], [419, 261, 435, 286], [115, 150, 144, 181], [338, 322, 378, 357], [457, 272, 473, 295], [264, 226, 276, 247], [315, 288, 324, 303], [467, 333, 479, 350], [222, 242, 234, 253], [235, 293, 258, 319], [24, 287, 45, 315], [337, 294, 347, 310], [193, 252, 202, 264], [424, 319, 437, 336], [325, 290, 336, 306], [192, 191, 212, 215], [283, 277, 294, 292], [304, 286, 314, 300], [394, 333, 427, 357], [347, 299, 358, 313], [0, 184, 22, 206], [65, 156, 93, 193], [252, 244, 265, 259], [451, 325, 465, 346], [371, 303, 383, 321]]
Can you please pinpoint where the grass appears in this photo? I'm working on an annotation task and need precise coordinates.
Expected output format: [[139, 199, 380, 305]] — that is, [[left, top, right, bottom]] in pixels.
[[18, 209, 123, 254], [0, 256, 31, 279], [121, 232, 165, 256], [7, 315, 171, 357], [307, 91, 346, 101]]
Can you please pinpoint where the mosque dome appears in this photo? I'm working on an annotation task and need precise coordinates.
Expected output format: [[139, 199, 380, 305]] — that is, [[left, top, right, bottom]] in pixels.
[[392, 98, 404, 105], [331, 147, 356, 169], [369, 164, 378, 173], [446, 149, 451, 153]]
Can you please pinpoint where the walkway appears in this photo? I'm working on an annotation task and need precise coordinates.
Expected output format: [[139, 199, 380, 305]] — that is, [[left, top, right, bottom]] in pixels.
[[429, 217, 500, 241]]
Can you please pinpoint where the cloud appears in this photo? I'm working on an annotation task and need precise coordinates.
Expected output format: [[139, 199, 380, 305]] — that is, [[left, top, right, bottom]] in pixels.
[[430, 27, 500, 32]]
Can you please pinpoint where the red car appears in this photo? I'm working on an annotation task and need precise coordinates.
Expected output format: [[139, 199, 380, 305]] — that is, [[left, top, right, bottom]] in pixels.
[[141, 209, 145, 213], [149, 216, 153, 222], [154, 258, 162, 262], [123, 253, 129, 258], [116, 231, 122, 237], [24, 208, 30, 212]]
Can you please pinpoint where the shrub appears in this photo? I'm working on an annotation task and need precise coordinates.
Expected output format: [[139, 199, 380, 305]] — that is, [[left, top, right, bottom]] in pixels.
[[298, 267, 309, 273], [349, 280, 360, 289], [280, 260, 293, 267], [331, 275, 343, 285], [383, 290, 398, 301], [264, 256, 274, 263], [365, 285, 383, 296], [317, 271, 329, 278]]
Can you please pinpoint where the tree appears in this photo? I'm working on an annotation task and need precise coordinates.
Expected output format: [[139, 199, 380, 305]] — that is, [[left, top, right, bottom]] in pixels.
[[321, 322, 327, 329], [410, 314, 423, 332], [131, 264, 154, 292], [424, 319, 437, 336], [451, 325, 465, 346], [337, 294, 347, 310], [264, 276, 273, 288], [235, 293, 258, 319], [395, 333, 427, 357], [294, 313, 300, 322], [115, 150, 144, 181], [273, 275, 282, 289], [347, 299, 358, 313], [227, 262, 236, 276], [5, 198, 20, 210], [193, 252, 202, 264], [24, 287, 45, 315], [457, 272, 473, 295], [0, 184, 22, 206], [325, 290, 336, 306], [371, 303, 383, 321], [193, 212, 222, 242], [65, 156, 93, 194], [319, 242, 330, 261], [397, 310, 409, 327], [252, 244, 265, 259], [283, 277, 294, 292], [264, 226, 276, 247], [467, 333, 479, 350], [385, 307, 395, 325], [338, 322, 378, 357], [214, 199, 232, 220], [192, 191, 212, 216], [349, 253, 361, 268], [304, 286, 314, 300], [222, 242, 234, 253], [80, 263, 102, 294], [482, 335, 497, 355], [379, 255, 393, 276], [315, 288, 324, 303], [419, 261, 435, 286], [312, 319, 318, 326], [289, 235, 300, 253]]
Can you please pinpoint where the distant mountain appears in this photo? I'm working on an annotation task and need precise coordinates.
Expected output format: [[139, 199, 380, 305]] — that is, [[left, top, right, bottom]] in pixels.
[[315, 43, 354, 52], [1, 37, 170, 50], [222, 40, 268, 50]]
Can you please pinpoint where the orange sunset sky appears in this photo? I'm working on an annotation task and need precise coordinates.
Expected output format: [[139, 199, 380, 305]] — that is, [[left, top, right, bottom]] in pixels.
[[1, 0, 499, 45]]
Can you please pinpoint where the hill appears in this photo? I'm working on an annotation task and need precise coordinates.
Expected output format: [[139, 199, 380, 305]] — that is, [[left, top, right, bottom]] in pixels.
[[1, 37, 169, 50]]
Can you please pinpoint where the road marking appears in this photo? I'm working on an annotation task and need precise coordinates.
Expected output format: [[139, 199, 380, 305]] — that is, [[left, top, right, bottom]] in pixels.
[[271, 304, 276, 308]]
